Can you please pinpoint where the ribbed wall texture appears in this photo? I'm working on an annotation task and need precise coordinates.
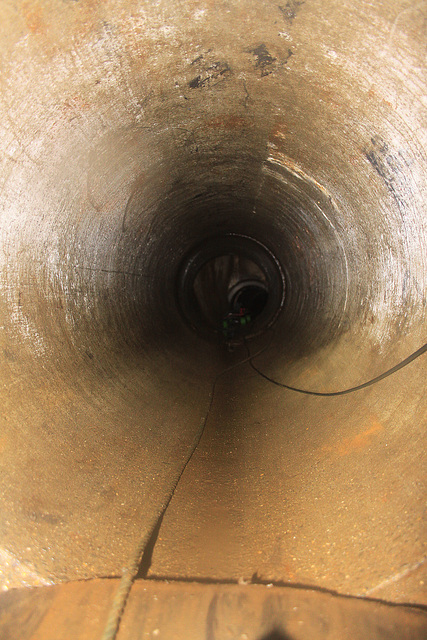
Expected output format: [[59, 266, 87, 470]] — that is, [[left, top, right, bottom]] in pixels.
[[0, 0, 425, 606]]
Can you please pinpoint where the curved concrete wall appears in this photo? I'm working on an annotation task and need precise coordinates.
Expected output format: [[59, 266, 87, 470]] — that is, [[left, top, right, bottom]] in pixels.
[[0, 0, 425, 605]]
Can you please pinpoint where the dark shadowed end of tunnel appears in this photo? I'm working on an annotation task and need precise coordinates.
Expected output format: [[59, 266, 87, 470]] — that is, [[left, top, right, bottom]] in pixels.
[[175, 234, 285, 346]]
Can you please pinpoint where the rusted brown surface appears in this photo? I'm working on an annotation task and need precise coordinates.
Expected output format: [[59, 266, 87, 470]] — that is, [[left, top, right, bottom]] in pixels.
[[0, 579, 426, 640]]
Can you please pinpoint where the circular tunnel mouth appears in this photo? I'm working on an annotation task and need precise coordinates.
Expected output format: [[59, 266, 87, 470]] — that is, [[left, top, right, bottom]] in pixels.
[[176, 234, 285, 344]]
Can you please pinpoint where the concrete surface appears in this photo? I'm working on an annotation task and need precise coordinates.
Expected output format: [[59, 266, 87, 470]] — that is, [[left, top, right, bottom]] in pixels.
[[0, 0, 425, 635], [148, 345, 426, 602]]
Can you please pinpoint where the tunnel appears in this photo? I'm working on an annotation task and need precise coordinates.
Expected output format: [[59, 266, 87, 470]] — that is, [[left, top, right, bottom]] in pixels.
[[0, 1, 426, 638]]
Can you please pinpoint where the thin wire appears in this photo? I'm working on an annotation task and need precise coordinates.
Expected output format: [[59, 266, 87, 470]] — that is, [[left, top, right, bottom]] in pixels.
[[247, 338, 427, 397], [74, 265, 149, 277], [100, 340, 271, 640], [101, 334, 426, 639]]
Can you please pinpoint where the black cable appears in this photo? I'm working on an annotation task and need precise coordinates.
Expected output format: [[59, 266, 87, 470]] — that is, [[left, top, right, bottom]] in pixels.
[[247, 339, 427, 397], [101, 340, 272, 640]]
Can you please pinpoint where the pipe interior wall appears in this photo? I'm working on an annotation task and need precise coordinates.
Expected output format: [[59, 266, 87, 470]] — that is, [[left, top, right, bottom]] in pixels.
[[0, 0, 425, 606]]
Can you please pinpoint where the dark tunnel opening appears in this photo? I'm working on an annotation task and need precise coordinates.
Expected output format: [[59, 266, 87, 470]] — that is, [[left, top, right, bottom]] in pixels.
[[176, 234, 285, 345], [0, 1, 426, 638]]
